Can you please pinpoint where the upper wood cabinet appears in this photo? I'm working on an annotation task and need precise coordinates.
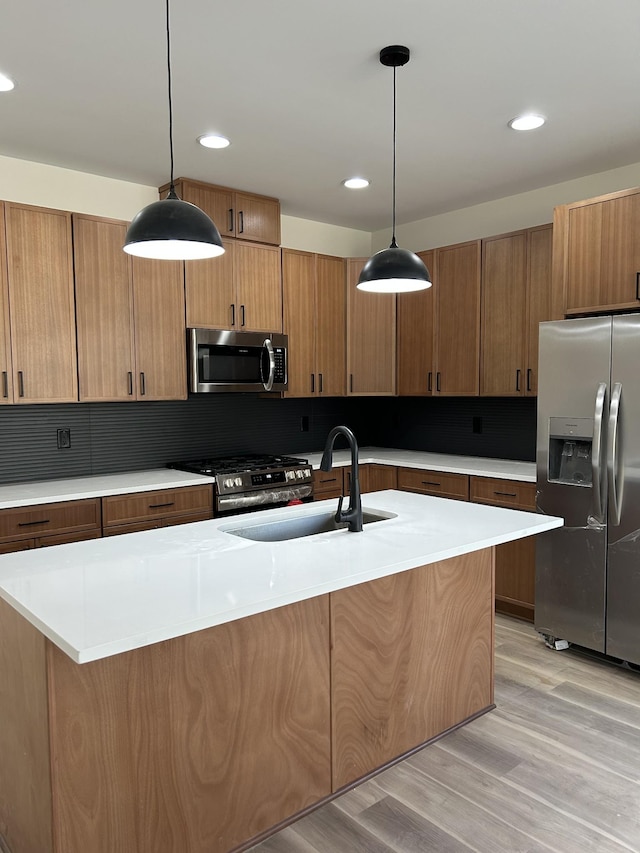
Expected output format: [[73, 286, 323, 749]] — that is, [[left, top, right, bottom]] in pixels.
[[73, 214, 186, 401], [433, 240, 481, 396], [397, 249, 435, 396], [480, 224, 552, 397], [282, 249, 345, 397], [161, 177, 281, 245], [555, 187, 640, 315], [0, 205, 12, 405], [3, 202, 77, 403], [186, 239, 282, 333], [346, 258, 396, 395]]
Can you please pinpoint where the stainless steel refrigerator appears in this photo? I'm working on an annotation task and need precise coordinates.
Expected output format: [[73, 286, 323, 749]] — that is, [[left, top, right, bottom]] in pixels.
[[536, 314, 640, 665]]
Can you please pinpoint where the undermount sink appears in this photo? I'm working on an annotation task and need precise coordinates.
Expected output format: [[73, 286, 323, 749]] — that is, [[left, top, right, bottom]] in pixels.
[[221, 508, 397, 542]]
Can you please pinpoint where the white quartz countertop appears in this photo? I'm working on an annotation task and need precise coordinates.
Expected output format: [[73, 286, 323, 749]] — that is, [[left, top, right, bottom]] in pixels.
[[0, 469, 216, 509], [305, 447, 536, 482], [0, 490, 561, 664]]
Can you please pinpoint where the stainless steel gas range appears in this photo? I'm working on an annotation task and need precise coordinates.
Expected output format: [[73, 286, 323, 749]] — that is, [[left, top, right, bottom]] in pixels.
[[170, 454, 314, 515]]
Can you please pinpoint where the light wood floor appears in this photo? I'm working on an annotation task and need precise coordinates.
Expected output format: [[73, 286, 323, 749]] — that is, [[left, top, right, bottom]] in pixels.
[[249, 614, 640, 853]]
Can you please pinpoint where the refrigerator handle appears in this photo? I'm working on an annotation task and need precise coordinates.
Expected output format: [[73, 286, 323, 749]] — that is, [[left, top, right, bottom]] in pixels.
[[607, 382, 623, 527], [591, 382, 607, 524]]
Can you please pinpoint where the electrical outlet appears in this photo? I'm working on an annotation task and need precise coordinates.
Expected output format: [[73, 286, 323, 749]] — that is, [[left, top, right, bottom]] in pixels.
[[472, 417, 483, 435], [57, 428, 71, 449], [300, 416, 309, 432]]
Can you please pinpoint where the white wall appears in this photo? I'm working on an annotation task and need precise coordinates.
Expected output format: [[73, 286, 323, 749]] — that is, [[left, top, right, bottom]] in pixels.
[[372, 161, 640, 252], [280, 215, 371, 257]]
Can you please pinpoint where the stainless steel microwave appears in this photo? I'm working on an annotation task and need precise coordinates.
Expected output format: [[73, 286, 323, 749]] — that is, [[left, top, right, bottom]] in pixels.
[[187, 328, 288, 393]]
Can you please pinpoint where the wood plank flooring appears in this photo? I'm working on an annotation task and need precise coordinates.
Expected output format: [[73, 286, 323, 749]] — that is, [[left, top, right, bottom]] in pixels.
[[249, 614, 640, 853]]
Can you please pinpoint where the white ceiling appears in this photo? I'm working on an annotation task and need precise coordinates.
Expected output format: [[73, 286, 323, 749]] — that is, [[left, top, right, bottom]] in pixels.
[[2, 0, 640, 232]]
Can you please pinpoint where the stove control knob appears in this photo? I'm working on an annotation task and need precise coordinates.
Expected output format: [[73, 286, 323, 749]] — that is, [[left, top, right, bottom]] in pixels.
[[297, 469, 305, 479], [285, 470, 295, 481], [223, 478, 234, 489], [234, 477, 243, 487]]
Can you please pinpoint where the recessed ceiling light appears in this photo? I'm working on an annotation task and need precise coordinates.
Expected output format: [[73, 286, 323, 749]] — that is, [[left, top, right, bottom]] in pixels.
[[342, 177, 370, 189], [508, 114, 545, 131], [0, 72, 15, 92], [198, 134, 230, 149]]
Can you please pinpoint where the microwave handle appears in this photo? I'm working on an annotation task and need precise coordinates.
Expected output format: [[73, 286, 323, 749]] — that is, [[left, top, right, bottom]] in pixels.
[[262, 339, 276, 391]]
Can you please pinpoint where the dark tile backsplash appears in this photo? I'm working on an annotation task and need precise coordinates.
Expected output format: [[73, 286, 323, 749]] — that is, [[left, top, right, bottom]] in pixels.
[[0, 394, 536, 485]]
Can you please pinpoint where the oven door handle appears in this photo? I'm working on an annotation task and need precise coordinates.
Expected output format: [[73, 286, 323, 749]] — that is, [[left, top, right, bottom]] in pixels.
[[262, 338, 276, 391]]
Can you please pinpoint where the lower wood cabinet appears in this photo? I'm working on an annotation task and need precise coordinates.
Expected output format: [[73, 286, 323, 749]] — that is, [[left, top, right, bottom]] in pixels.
[[470, 475, 537, 621], [313, 468, 345, 500], [102, 485, 213, 536], [397, 466, 469, 500], [0, 499, 101, 553], [360, 463, 397, 493]]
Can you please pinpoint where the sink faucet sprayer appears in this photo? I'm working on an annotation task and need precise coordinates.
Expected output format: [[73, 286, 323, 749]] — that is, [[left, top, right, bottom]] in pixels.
[[320, 425, 363, 532]]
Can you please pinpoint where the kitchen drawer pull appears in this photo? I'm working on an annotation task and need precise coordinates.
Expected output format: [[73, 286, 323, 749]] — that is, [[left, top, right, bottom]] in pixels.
[[18, 371, 24, 398], [311, 373, 315, 393], [526, 368, 532, 392], [494, 490, 517, 497], [516, 369, 521, 392], [148, 501, 175, 509], [140, 372, 146, 396], [319, 373, 323, 393], [2, 371, 7, 398], [238, 210, 244, 234], [228, 208, 234, 233], [231, 304, 236, 326], [18, 519, 50, 527], [636, 271, 640, 300], [320, 477, 338, 484], [436, 372, 441, 392], [240, 305, 245, 327], [350, 373, 353, 393], [428, 372, 432, 392], [422, 480, 441, 487], [127, 371, 133, 396]]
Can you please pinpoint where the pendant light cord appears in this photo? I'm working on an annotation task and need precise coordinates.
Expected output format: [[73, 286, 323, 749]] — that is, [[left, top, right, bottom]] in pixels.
[[165, 0, 176, 197], [390, 64, 398, 249]]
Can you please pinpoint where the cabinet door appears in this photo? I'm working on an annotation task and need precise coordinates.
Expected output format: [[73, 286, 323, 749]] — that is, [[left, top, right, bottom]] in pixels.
[[361, 464, 397, 494], [234, 192, 281, 245], [185, 239, 235, 329], [316, 254, 346, 396], [131, 257, 187, 400], [0, 204, 12, 403], [434, 241, 481, 396], [397, 249, 434, 396], [282, 249, 316, 396], [5, 203, 77, 403], [73, 215, 136, 401], [566, 193, 640, 312], [235, 242, 282, 332], [525, 224, 553, 395], [480, 232, 527, 396], [347, 258, 396, 395], [170, 178, 235, 239]]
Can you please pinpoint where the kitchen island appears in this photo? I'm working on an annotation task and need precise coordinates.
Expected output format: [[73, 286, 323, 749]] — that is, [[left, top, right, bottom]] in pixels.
[[0, 490, 562, 853]]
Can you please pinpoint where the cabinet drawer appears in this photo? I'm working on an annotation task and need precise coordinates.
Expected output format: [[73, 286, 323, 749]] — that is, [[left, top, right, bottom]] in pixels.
[[470, 477, 536, 510], [102, 485, 213, 527], [0, 499, 101, 544], [397, 468, 469, 500], [313, 469, 345, 494]]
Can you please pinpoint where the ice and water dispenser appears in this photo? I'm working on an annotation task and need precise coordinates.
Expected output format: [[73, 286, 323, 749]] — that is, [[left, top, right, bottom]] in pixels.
[[547, 417, 593, 486]]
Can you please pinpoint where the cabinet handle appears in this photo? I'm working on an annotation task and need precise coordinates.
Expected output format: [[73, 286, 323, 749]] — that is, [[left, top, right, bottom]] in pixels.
[[238, 210, 244, 234], [636, 272, 640, 300], [516, 369, 521, 392], [311, 373, 315, 393], [436, 372, 441, 392], [322, 477, 338, 484], [526, 368, 532, 392], [148, 501, 175, 509], [228, 208, 234, 233], [18, 519, 50, 527], [422, 480, 441, 487], [18, 371, 24, 398], [2, 371, 7, 398], [231, 304, 236, 326], [494, 491, 517, 498], [428, 372, 432, 392], [319, 373, 323, 393], [127, 371, 133, 396], [140, 372, 146, 396], [240, 305, 245, 327], [350, 373, 353, 393]]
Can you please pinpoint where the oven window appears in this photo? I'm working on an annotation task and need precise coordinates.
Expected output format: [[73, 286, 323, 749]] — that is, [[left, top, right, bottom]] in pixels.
[[198, 345, 262, 383]]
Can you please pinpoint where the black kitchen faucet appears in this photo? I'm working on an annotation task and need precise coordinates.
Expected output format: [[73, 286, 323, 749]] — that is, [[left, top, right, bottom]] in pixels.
[[320, 425, 363, 533]]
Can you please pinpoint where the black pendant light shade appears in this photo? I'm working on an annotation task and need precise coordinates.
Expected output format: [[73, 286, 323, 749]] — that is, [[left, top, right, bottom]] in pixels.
[[124, 191, 224, 260], [123, 0, 224, 261], [357, 45, 431, 293]]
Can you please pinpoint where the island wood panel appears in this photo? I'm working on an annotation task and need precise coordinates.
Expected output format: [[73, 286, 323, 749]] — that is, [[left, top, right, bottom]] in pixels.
[[347, 258, 396, 395], [282, 249, 316, 396], [73, 214, 136, 401], [101, 485, 213, 527], [45, 596, 331, 853], [315, 254, 346, 397], [234, 241, 282, 333], [131, 256, 187, 400], [0, 599, 54, 853], [330, 548, 494, 791], [0, 498, 101, 544], [185, 238, 235, 329], [396, 249, 435, 396], [0, 204, 13, 403], [480, 231, 527, 396], [525, 224, 554, 395], [5, 203, 78, 403], [397, 467, 469, 500]]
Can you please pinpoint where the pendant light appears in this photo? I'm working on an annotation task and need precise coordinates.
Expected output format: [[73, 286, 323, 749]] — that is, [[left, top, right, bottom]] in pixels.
[[124, 0, 224, 260], [357, 46, 431, 293]]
